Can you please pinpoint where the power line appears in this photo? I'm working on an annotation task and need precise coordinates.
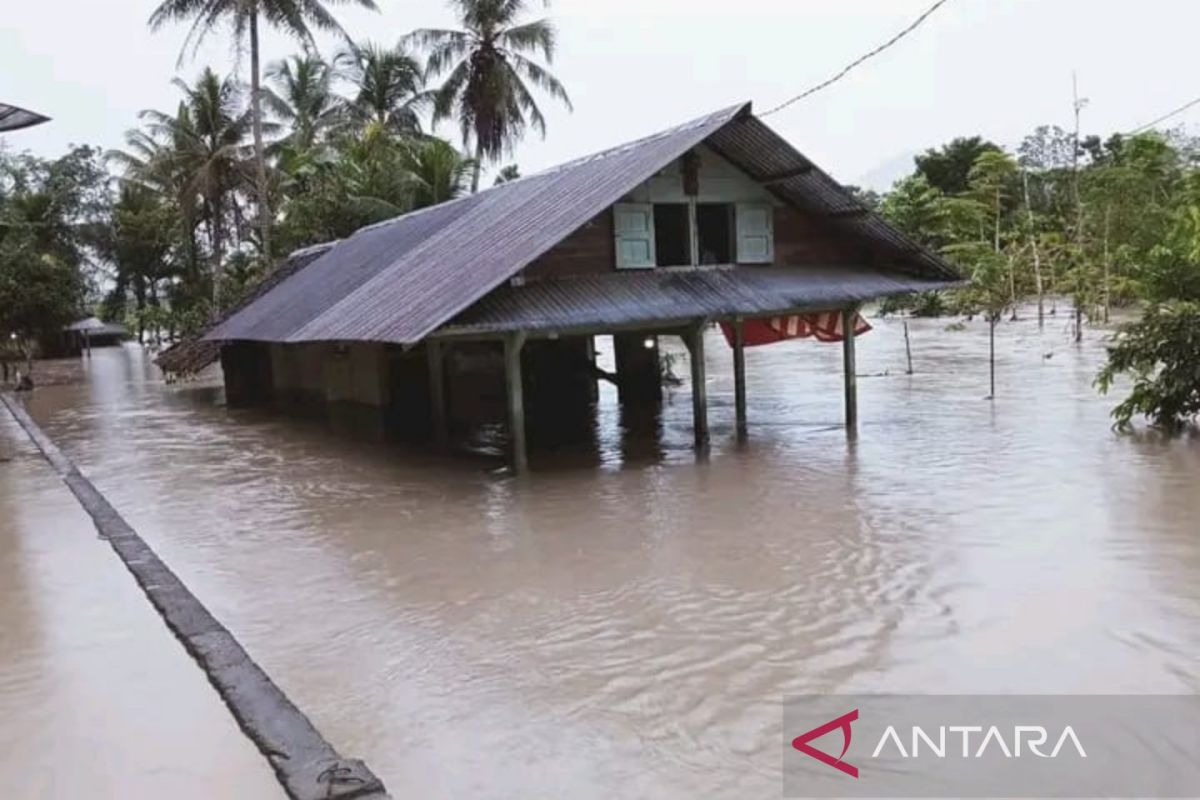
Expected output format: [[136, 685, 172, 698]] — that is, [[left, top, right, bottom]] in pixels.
[[760, 0, 954, 118], [1127, 95, 1200, 135]]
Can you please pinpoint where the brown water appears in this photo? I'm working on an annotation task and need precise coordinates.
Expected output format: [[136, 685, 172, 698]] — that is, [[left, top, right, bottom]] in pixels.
[[3, 315, 1200, 799]]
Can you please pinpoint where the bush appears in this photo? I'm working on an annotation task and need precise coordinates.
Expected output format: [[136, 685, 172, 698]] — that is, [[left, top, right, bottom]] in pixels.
[[1096, 301, 1200, 432]]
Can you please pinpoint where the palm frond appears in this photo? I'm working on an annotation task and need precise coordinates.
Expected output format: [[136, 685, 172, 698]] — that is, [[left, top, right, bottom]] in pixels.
[[507, 53, 572, 111], [497, 19, 556, 62]]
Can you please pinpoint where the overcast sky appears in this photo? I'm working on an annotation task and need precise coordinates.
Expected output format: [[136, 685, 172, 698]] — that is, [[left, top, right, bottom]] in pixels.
[[3, 0, 1198, 190]]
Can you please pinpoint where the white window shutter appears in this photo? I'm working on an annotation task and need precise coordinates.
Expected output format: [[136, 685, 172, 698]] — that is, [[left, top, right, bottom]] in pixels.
[[736, 204, 774, 264], [613, 203, 656, 269]]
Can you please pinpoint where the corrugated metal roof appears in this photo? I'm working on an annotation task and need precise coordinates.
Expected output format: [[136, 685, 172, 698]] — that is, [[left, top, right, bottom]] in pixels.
[[205, 101, 961, 348], [156, 242, 334, 374], [704, 116, 958, 278], [440, 266, 962, 336], [0, 102, 50, 133], [66, 317, 127, 335], [206, 104, 751, 346]]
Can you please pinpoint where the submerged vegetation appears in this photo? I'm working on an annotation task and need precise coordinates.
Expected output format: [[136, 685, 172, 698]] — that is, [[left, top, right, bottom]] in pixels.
[[877, 123, 1200, 431], [1, 1, 1198, 430]]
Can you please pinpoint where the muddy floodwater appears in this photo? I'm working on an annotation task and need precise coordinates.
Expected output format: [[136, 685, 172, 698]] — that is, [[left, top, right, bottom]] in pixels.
[[3, 315, 1200, 798]]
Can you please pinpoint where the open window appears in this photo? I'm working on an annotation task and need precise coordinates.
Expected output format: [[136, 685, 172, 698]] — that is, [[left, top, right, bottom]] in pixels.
[[696, 203, 734, 264], [654, 203, 691, 267]]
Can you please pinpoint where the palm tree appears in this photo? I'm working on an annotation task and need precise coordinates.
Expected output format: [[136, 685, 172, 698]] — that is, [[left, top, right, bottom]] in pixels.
[[335, 42, 427, 135], [405, 0, 572, 193], [264, 54, 341, 152], [147, 0, 380, 264], [401, 138, 474, 207], [119, 69, 252, 309]]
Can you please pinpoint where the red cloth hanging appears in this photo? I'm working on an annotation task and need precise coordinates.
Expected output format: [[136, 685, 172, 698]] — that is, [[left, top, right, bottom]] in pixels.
[[719, 311, 871, 347]]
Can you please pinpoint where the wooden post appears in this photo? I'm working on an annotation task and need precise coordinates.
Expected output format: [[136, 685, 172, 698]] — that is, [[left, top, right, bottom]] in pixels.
[[427, 339, 448, 448], [684, 323, 709, 449], [732, 317, 747, 441], [841, 308, 858, 437], [504, 332, 528, 473], [903, 320, 914, 375]]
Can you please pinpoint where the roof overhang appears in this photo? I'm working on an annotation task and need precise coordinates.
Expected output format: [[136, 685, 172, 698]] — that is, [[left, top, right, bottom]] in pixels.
[[435, 265, 964, 339], [0, 103, 50, 133]]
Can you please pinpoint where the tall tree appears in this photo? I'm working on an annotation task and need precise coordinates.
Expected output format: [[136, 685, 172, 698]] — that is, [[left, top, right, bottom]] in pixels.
[[124, 69, 252, 309], [336, 42, 427, 135], [0, 147, 104, 376], [264, 54, 341, 152], [915, 136, 1001, 195], [406, 0, 572, 193], [148, 0, 379, 264]]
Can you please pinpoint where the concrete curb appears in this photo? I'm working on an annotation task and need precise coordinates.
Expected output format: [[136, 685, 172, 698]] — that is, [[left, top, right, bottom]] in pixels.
[[1, 393, 390, 800]]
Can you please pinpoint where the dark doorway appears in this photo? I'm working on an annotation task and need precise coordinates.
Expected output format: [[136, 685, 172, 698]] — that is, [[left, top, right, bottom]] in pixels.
[[697, 203, 734, 264], [654, 203, 691, 267]]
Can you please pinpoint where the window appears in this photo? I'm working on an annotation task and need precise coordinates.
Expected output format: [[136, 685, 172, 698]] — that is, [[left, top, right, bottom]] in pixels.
[[736, 204, 774, 264], [614, 201, 777, 269], [696, 203, 734, 264], [654, 203, 691, 267], [613, 203, 655, 269]]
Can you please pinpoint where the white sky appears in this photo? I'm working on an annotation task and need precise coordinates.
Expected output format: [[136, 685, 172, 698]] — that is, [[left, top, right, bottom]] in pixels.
[[4, 0, 1199, 190]]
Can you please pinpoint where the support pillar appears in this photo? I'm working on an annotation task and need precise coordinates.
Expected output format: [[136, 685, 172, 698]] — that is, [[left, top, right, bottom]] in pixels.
[[504, 332, 528, 473], [732, 317, 747, 442], [427, 339, 448, 448], [684, 323, 709, 449], [841, 308, 858, 437]]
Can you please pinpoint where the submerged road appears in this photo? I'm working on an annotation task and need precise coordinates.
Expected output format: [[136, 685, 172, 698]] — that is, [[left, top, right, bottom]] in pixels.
[[1, 393, 390, 800], [3, 316, 1200, 797]]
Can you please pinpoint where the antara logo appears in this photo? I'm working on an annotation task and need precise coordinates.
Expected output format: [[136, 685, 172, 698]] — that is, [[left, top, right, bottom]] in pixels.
[[792, 709, 860, 779], [792, 710, 1089, 780]]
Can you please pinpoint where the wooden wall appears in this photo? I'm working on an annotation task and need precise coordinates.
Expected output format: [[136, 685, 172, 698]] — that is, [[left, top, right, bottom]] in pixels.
[[773, 207, 866, 267], [518, 144, 883, 280], [522, 211, 615, 279]]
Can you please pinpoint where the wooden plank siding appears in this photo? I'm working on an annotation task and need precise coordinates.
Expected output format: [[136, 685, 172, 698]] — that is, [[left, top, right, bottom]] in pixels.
[[522, 212, 616, 279], [521, 204, 869, 280]]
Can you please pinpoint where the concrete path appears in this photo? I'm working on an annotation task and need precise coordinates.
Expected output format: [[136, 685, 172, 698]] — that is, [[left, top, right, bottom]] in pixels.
[[1, 395, 390, 800]]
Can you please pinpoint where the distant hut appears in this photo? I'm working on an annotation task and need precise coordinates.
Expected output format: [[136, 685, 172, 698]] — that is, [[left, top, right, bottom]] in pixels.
[[57, 317, 129, 356], [159, 102, 963, 471]]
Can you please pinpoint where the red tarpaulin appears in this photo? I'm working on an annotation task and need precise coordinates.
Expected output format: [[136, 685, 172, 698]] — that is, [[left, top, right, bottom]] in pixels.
[[719, 311, 871, 347]]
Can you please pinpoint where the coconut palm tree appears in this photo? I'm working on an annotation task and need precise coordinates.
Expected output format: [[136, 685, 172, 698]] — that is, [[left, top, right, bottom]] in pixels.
[[404, 0, 572, 192], [264, 54, 342, 152], [401, 138, 475, 207], [336, 42, 427, 135], [120, 69, 252, 308], [147, 0, 380, 263]]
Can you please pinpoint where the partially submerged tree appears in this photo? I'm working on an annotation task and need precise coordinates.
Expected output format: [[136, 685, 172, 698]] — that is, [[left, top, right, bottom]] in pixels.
[[1097, 201, 1200, 432], [0, 147, 103, 375]]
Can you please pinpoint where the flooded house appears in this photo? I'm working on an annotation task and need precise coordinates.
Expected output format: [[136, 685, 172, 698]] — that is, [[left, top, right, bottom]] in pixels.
[[158, 102, 961, 471]]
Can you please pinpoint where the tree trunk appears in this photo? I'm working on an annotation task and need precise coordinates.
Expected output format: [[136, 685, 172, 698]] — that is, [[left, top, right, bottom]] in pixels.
[[1022, 171, 1045, 328], [1103, 205, 1111, 324], [989, 316, 996, 399], [994, 187, 1001, 253], [249, 11, 273, 264], [149, 282, 161, 346], [133, 275, 148, 343], [470, 140, 484, 194], [209, 197, 223, 313]]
